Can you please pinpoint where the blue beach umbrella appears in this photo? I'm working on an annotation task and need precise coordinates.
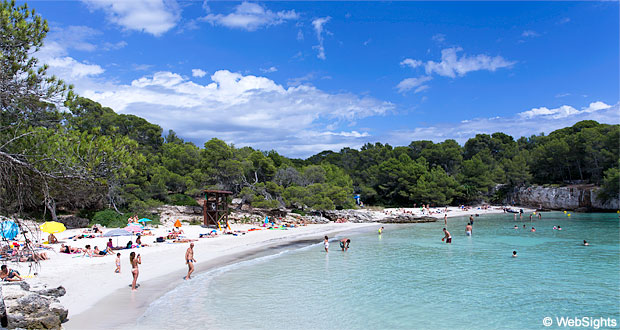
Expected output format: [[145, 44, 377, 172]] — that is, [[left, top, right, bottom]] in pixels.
[[0, 221, 19, 240], [103, 228, 133, 247], [138, 218, 151, 223]]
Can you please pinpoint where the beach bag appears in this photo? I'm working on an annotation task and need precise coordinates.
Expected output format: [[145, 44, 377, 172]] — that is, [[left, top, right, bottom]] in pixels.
[[156, 237, 164, 243]]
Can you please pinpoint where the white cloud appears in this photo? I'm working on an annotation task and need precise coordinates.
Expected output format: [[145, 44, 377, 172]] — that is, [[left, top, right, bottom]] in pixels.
[[102, 41, 128, 51], [555, 93, 571, 98], [77, 70, 393, 157], [424, 47, 515, 78], [260, 66, 278, 73], [396, 76, 432, 94], [521, 30, 540, 37], [518, 101, 612, 119], [81, 0, 180, 36], [192, 69, 207, 78], [36, 36, 105, 79], [312, 17, 331, 60], [297, 30, 304, 41], [202, 2, 299, 31], [388, 102, 619, 146], [397, 48, 514, 93], [400, 58, 423, 69], [431, 33, 446, 43]]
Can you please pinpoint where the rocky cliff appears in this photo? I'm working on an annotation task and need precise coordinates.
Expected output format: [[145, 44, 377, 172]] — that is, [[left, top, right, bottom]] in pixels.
[[507, 185, 618, 211]]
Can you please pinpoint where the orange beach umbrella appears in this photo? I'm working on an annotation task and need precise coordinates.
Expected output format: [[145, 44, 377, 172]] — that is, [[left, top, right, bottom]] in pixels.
[[174, 219, 182, 228]]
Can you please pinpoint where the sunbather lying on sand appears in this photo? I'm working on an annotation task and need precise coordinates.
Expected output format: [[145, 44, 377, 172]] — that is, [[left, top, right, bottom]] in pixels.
[[60, 244, 82, 254], [173, 238, 197, 243], [83, 245, 105, 258]]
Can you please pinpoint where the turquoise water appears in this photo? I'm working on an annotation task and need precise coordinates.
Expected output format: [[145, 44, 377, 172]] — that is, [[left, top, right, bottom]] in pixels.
[[137, 212, 620, 330]]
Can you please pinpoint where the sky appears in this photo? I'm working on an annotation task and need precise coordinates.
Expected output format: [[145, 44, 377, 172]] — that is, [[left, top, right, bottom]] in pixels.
[[26, 0, 620, 158]]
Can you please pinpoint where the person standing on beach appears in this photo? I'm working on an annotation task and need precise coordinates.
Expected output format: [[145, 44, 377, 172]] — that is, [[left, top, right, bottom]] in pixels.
[[340, 238, 350, 251], [442, 228, 452, 243], [130, 252, 141, 291], [115, 253, 121, 273], [185, 243, 196, 280], [324, 236, 329, 253]]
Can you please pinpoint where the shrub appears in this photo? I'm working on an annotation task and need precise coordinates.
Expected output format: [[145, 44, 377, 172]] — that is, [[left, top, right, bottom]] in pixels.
[[92, 209, 123, 227], [169, 194, 199, 206]]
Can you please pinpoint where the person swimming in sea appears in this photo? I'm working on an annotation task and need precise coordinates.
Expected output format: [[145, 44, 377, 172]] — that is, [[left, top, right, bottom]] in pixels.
[[378, 227, 384, 235], [514, 225, 518, 229], [523, 224, 526, 229], [531, 227, 536, 232], [465, 223, 472, 236], [512, 251, 518, 258], [442, 228, 452, 243], [583, 240, 589, 246]]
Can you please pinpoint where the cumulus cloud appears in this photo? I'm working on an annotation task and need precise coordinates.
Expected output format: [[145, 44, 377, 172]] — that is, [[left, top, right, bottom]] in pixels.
[[201, 2, 299, 31], [192, 69, 207, 78], [76, 70, 393, 157], [423, 47, 515, 78], [400, 58, 423, 69], [396, 76, 432, 94], [312, 17, 331, 60], [388, 102, 619, 146], [81, 0, 180, 36], [518, 101, 612, 119], [397, 47, 514, 93], [36, 33, 105, 79]]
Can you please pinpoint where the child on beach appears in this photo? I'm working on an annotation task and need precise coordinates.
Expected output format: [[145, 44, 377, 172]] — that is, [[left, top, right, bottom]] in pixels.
[[115, 253, 121, 273], [324, 236, 329, 253]]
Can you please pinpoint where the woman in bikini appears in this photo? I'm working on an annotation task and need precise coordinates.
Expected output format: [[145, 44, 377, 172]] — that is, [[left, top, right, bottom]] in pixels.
[[130, 252, 141, 291]]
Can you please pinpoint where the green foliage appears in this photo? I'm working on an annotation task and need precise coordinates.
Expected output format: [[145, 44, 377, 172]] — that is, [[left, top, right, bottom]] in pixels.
[[168, 194, 199, 206], [91, 209, 124, 228]]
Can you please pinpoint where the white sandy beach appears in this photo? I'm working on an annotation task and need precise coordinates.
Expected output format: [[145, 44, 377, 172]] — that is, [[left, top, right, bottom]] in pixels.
[[8, 205, 533, 329]]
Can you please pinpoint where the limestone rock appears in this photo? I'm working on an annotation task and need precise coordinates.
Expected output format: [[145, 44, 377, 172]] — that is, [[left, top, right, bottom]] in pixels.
[[1, 281, 68, 329], [507, 184, 619, 211]]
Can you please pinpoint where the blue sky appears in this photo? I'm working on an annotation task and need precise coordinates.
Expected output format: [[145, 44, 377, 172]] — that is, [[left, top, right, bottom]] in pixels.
[[29, 0, 619, 157]]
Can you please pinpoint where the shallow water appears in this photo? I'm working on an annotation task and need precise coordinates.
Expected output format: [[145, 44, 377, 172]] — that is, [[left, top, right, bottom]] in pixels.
[[136, 212, 620, 330]]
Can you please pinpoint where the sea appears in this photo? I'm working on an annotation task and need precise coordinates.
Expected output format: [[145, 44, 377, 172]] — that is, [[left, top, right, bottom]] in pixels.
[[135, 212, 620, 330]]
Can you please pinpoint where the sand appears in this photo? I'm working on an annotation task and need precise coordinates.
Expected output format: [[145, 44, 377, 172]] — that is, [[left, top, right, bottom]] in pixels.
[[10, 205, 533, 329]]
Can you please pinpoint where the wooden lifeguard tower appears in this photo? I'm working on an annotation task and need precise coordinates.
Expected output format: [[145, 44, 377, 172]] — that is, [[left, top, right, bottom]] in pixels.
[[203, 190, 233, 229]]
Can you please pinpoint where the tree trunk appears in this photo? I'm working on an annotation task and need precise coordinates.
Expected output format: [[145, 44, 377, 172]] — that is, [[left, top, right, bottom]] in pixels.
[[46, 199, 58, 222]]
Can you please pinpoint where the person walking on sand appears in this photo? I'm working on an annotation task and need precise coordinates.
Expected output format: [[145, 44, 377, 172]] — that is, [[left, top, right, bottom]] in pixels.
[[130, 252, 141, 291], [115, 253, 121, 273], [442, 228, 452, 244], [324, 236, 329, 253], [185, 243, 196, 280]]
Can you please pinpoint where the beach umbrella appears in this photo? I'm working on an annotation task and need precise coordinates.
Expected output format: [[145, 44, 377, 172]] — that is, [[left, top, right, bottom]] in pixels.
[[125, 224, 144, 234], [40, 221, 66, 234], [103, 229, 133, 237], [174, 219, 182, 228], [138, 218, 151, 223], [0, 221, 19, 240], [103, 228, 133, 247]]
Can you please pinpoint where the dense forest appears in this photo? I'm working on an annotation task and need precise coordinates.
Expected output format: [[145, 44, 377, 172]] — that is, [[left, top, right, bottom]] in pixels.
[[1, 1, 619, 223]]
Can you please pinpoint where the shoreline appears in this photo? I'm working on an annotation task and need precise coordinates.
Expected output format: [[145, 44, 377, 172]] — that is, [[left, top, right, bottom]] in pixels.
[[16, 205, 535, 329], [60, 222, 377, 330]]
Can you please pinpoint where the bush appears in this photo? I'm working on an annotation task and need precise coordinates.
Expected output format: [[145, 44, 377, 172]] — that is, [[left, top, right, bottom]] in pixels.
[[169, 194, 199, 206], [92, 209, 123, 227]]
